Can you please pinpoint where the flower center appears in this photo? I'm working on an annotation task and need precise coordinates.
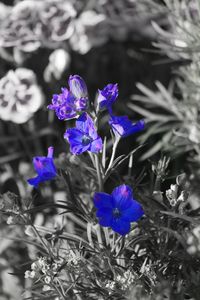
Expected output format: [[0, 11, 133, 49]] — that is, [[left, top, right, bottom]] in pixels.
[[112, 208, 121, 218], [82, 135, 92, 146]]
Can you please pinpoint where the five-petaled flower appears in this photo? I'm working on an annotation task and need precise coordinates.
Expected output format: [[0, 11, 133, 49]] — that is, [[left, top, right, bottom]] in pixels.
[[64, 112, 102, 155], [47, 75, 88, 120], [27, 147, 57, 188], [109, 115, 145, 138], [93, 184, 144, 235], [97, 83, 118, 112]]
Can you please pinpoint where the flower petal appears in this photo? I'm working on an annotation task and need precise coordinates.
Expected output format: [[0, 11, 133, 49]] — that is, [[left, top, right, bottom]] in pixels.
[[69, 75, 88, 99], [112, 184, 133, 210], [33, 157, 56, 176], [27, 176, 42, 188], [96, 207, 113, 218], [93, 192, 114, 209], [121, 200, 144, 222], [111, 218, 131, 235], [89, 137, 103, 153], [64, 128, 90, 155], [127, 120, 145, 136], [109, 115, 145, 137], [76, 113, 96, 137], [99, 215, 113, 227], [97, 83, 118, 110]]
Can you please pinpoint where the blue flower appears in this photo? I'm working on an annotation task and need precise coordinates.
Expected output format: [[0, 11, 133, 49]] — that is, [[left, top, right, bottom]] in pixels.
[[27, 147, 57, 188], [94, 184, 144, 235], [97, 83, 118, 111], [109, 115, 145, 138], [64, 112, 103, 155], [47, 75, 88, 120]]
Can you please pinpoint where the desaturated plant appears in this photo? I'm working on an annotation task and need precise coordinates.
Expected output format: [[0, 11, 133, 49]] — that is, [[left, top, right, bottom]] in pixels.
[[1, 74, 200, 300], [128, 0, 200, 163]]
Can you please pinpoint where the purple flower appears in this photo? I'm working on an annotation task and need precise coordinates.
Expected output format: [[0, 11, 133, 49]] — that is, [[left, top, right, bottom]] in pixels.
[[97, 83, 118, 111], [47, 75, 88, 120], [68, 75, 88, 99], [94, 184, 144, 235], [64, 112, 102, 155], [27, 147, 57, 188], [109, 115, 145, 138]]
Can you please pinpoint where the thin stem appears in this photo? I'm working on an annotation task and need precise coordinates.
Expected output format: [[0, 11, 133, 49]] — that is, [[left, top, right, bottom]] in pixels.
[[94, 224, 103, 249], [106, 137, 120, 173], [94, 154, 103, 191], [103, 227, 110, 246], [31, 223, 54, 260], [52, 281, 67, 300], [88, 152, 96, 168], [87, 223, 94, 248]]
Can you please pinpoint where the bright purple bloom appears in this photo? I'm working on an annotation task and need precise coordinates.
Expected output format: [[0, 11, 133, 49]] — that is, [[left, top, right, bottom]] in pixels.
[[68, 75, 88, 99], [64, 112, 102, 155], [97, 83, 118, 111], [47, 75, 88, 120], [27, 147, 57, 188], [94, 184, 144, 235], [109, 115, 145, 138]]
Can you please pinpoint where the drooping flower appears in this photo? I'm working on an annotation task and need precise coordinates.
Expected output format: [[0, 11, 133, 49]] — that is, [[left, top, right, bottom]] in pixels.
[[93, 184, 144, 235], [0, 68, 44, 124], [97, 83, 118, 111], [109, 115, 145, 138], [47, 75, 88, 120], [64, 112, 102, 155], [27, 147, 57, 188]]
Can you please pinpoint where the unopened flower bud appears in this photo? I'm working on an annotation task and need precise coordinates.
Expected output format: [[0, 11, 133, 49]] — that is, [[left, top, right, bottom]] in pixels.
[[68, 75, 88, 99]]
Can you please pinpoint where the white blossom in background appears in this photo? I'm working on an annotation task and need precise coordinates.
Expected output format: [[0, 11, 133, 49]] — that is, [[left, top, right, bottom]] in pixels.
[[0, 0, 163, 55], [0, 1, 42, 52], [0, 0, 76, 52], [40, 0, 76, 45], [0, 68, 44, 124], [69, 10, 107, 54], [44, 49, 71, 82], [0, 3, 11, 22]]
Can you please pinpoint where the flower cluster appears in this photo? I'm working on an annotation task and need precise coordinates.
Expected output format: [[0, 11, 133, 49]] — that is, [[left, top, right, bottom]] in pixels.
[[48, 75, 88, 120], [116, 270, 137, 290], [47, 74, 144, 155], [24, 257, 59, 292], [28, 74, 145, 236], [105, 270, 137, 294], [0, 68, 44, 124]]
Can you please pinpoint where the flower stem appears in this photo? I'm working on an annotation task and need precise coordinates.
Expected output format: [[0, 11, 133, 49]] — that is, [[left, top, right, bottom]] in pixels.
[[106, 137, 120, 173], [94, 154, 103, 191]]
